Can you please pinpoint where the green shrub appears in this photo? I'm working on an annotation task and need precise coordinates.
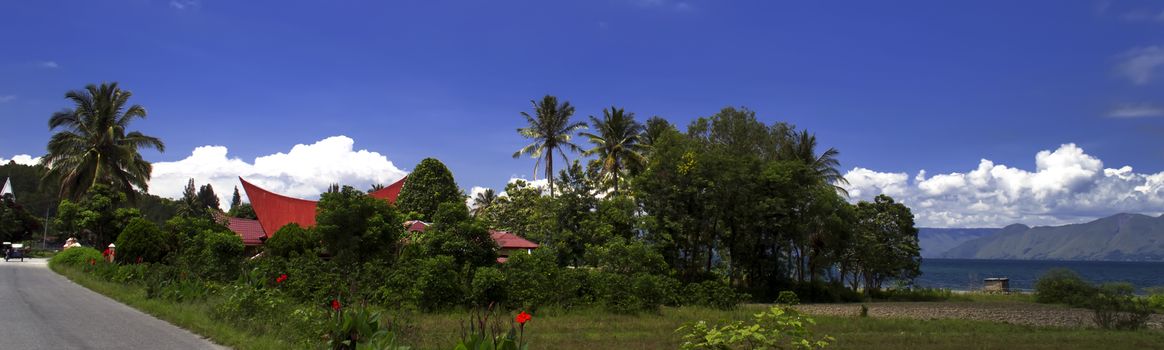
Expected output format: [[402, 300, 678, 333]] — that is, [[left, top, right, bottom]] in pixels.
[[683, 280, 745, 309], [1090, 282, 1154, 330], [416, 256, 464, 311], [677, 306, 833, 349], [777, 290, 800, 305], [50, 246, 103, 267], [264, 223, 317, 259], [115, 218, 170, 264], [1034, 268, 1096, 307], [178, 230, 245, 281], [470, 266, 507, 307], [503, 248, 564, 310], [1147, 287, 1164, 310]]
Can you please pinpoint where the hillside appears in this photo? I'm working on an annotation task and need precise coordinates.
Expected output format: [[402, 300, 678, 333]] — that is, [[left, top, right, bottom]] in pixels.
[[940, 213, 1164, 261], [917, 228, 999, 258]]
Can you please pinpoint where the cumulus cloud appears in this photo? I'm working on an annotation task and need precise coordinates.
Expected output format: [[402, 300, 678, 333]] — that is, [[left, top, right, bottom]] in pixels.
[[1108, 103, 1164, 118], [0, 155, 41, 165], [149, 136, 407, 210], [842, 143, 1164, 228], [1117, 46, 1164, 85]]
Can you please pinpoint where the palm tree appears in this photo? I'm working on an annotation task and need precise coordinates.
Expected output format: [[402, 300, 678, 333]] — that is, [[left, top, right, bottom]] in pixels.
[[580, 106, 646, 194], [513, 95, 586, 197], [42, 83, 165, 202], [471, 188, 498, 217], [782, 130, 849, 197]]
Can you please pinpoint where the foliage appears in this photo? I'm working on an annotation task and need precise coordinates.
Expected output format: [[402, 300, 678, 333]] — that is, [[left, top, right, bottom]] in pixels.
[[677, 306, 833, 350], [114, 217, 170, 264], [55, 185, 142, 248], [1034, 268, 1097, 307], [178, 229, 245, 281], [264, 223, 317, 259], [1089, 282, 1153, 330], [0, 193, 42, 242], [50, 246, 103, 266], [683, 280, 747, 310], [456, 307, 530, 350], [326, 306, 409, 350], [503, 248, 568, 310], [580, 106, 646, 194], [198, 183, 220, 212], [316, 185, 404, 268], [395, 158, 463, 220], [42, 82, 165, 202], [777, 291, 800, 305], [586, 237, 669, 275], [228, 202, 257, 219], [470, 267, 508, 307], [846, 195, 921, 293], [513, 94, 587, 197]]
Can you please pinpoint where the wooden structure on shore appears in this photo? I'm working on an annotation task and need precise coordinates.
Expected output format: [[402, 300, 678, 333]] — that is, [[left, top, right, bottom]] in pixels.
[[983, 277, 1010, 292]]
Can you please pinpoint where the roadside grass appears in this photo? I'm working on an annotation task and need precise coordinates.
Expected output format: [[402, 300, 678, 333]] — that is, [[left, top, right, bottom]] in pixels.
[[50, 263, 291, 350], [404, 305, 1164, 350]]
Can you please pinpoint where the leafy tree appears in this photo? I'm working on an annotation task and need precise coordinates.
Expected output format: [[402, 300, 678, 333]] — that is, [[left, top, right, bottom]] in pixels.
[[513, 95, 586, 197], [423, 202, 498, 268], [781, 130, 849, 197], [0, 163, 59, 224], [227, 202, 256, 219], [482, 180, 555, 245], [848, 195, 921, 293], [264, 223, 317, 258], [57, 184, 141, 248], [395, 158, 463, 220], [581, 106, 646, 194], [0, 193, 42, 242], [367, 183, 385, 193], [316, 185, 404, 268], [177, 178, 206, 218], [41, 82, 165, 202]]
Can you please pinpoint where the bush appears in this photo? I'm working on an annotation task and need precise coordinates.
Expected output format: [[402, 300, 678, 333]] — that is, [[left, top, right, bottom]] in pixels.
[[178, 230, 245, 281], [470, 266, 507, 307], [777, 291, 800, 305], [115, 218, 170, 264], [1034, 268, 1096, 307], [264, 223, 317, 259], [50, 246, 103, 267], [677, 306, 833, 350], [683, 280, 745, 309], [503, 248, 564, 310], [1090, 282, 1154, 330], [415, 256, 464, 311]]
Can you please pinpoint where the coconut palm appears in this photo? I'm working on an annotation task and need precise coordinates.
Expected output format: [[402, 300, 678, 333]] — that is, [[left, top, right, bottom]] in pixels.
[[782, 130, 849, 197], [471, 188, 498, 217], [581, 106, 646, 194], [42, 83, 165, 202], [513, 95, 586, 197]]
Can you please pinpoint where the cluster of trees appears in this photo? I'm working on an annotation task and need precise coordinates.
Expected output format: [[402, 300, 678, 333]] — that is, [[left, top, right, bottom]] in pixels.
[[483, 96, 921, 300]]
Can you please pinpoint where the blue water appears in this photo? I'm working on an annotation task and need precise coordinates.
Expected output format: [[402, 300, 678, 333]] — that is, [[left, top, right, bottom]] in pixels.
[[916, 259, 1164, 292]]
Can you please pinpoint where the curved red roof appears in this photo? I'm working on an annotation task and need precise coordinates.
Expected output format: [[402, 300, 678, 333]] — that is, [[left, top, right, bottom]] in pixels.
[[369, 175, 406, 203], [239, 177, 320, 236]]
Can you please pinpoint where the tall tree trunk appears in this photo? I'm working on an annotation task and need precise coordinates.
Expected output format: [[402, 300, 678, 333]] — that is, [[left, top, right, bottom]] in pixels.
[[546, 152, 555, 197]]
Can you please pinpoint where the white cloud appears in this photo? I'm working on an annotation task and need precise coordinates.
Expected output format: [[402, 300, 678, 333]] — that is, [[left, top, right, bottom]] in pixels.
[[149, 136, 407, 210], [467, 186, 490, 209], [37, 61, 59, 69], [1108, 103, 1164, 118], [842, 143, 1164, 227], [0, 95, 15, 103], [1118, 46, 1164, 85], [0, 155, 41, 165]]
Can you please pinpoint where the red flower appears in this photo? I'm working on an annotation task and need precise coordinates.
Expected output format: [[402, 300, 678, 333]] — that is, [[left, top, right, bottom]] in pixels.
[[276, 274, 288, 284], [515, 311, 532, 325], [331, 299, 341, 311]]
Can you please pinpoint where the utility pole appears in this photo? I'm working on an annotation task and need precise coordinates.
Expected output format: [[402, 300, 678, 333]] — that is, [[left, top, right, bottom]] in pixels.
[[43, 207, 49, 249]]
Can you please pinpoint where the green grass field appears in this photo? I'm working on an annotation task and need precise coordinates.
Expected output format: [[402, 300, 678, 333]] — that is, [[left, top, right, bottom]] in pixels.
[[52, 264, 1164, 350]]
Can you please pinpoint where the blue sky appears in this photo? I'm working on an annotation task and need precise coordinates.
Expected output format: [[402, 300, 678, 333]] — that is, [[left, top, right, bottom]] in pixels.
[[3, 0, 1164, 227]]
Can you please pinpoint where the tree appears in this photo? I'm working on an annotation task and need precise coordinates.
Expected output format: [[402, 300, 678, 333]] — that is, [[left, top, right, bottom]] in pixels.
[[847, 195, 921, 293], [56, 184, 141, 248], [471, 188, 498, 217], [781, 130, 849, 197], [513, 95, 586, 197], [197, 183, 219, 211], [581, 106, 647, 194], [230, 186, 241, 211], [178, 179, 206, 218], [367, 183, 386, 194], [227, 203, 256, 219], [114, 218, 168, 264], [41, 82, 165, 202], [395, 158, 463, 220], [423, 202, 498, 268], [0, 193, 42, 243], [316, 185, 404, 268]]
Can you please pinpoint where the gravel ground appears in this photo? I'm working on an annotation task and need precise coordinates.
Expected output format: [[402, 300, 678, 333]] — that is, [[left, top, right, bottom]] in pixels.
[[793, 302, 1164, 329]]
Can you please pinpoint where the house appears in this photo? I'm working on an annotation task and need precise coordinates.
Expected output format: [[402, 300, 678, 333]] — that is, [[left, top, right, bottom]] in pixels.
[[227, 177, 538, 261]]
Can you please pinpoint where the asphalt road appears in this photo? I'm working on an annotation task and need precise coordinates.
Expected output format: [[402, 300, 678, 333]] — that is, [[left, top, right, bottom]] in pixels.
[[0, 258, 224, 349]]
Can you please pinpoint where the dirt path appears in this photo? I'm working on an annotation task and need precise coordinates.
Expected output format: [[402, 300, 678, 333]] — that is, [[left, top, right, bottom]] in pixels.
[[794, 301, 1164, 329]]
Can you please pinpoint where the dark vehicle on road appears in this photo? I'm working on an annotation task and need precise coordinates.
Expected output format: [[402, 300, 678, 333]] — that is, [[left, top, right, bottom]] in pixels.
[[4, 243, 24, 262]]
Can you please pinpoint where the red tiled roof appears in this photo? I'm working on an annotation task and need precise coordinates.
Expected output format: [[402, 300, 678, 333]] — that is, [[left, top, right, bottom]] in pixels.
[[404, 220, 429, 232], [240, 177, 319, 237], [490, 230, 540, 249], [212, 211, 266, 246]]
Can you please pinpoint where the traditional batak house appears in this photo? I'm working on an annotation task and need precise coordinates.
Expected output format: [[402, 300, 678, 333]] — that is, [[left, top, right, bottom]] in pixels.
[[223, 177, 537, 262]]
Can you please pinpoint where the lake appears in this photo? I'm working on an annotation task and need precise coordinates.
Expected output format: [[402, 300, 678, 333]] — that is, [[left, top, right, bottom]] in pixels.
[[915, 258, 1164, 292]]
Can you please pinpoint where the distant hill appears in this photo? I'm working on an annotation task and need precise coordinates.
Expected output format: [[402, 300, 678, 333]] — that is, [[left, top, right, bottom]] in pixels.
[[917, 228, 999, 258], [941, 214, 1164, 261]]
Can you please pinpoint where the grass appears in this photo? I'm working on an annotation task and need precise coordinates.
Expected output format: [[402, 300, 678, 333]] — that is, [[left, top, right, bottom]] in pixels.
[[51, 263, 292, 350], [50, 265, 1164, 350], [401, 304, 1164, 350]]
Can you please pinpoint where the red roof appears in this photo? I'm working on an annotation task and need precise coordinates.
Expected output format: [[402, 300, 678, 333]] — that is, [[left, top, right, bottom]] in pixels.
[[490, 230, 540, 250], [404, 220, 429, 232], [212, 211, 266, 246], [240, 177, 320, 237], [369, 175, 406, 203]]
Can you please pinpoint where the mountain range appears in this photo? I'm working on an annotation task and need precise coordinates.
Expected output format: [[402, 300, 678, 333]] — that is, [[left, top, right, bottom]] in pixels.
[[920, 213, 1164, 261]]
